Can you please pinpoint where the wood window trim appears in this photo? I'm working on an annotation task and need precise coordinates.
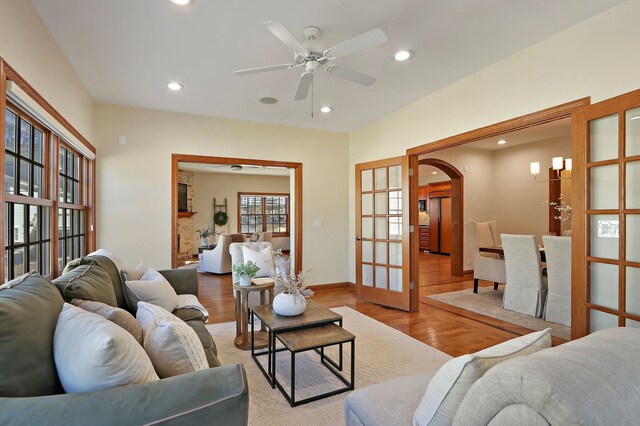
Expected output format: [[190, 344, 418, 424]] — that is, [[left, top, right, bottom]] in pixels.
[[237, 192, 290, 237]]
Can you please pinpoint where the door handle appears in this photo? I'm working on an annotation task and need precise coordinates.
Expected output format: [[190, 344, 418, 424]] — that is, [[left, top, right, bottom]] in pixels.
[[355, 236, 361, 241]]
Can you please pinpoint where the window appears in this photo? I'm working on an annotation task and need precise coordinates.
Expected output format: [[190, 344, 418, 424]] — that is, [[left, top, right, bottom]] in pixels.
[[59, 146, 79, 204], [58, 207, 84, 271], [4, 109, 45, 198], [4, 204, 51, 281], [238, 193, 289, 236]]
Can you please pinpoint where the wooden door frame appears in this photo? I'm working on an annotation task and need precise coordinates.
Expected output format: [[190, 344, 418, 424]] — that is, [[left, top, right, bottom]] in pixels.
[[170, 154, 303, 274], [406, 98, 590, 312], [418, 158, 463, 275]]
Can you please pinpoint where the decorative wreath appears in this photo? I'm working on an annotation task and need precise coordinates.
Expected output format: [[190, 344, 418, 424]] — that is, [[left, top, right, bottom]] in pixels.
[[213, 211, 229, 227]]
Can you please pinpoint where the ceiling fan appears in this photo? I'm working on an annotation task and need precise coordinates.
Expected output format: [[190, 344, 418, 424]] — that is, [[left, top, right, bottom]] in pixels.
[[234, 22, 387, 101]]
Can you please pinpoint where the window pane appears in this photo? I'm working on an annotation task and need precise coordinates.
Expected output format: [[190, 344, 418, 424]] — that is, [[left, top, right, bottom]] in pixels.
[[626, 107, 640, 157], [58, 240, 64, 271], [389, 165, 402, 189], [4, 250, 8, 282], [42, 207, 50, 237], [5, 110, 17, 152], [66, 210, 72, 236], [29, 244, 38, 273], [589, 165, 618, 210], [43, 242, 50, 275], [59, 176, 65, 202], [13, 247, 25, 277], [627, 161, 640, 209], [74, 181, 79, 204], [58, 209, 64, 238], [589, 309, 618, 333], [33, 166, 42, 199], [5, 155, 15, 194], [73, 155, 79, 179], [361, 169, 373, 192], [79, 210, 84, 235], [627, 215, 640, 263], [589, 262, 618, 310], [589, 215, 619, 260], [374, 167, 387, 190], [589, 113, 618, 162], [13, 204, 25, 244], [66, 178, 73, 203], [19, 119, 32, 159], [33, 129, 43, 164], [59, 147, 66, 173], [79, 236, 85, 257], [28, 205, 39, 243], [66, 238, 72, 263], [626, 267, 640, 316], [19, 160, 30, 196], [66, 151, 73, 177]]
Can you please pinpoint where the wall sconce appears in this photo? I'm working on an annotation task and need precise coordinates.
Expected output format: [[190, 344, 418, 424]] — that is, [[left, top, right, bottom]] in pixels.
[[530, 157, 572, 182]]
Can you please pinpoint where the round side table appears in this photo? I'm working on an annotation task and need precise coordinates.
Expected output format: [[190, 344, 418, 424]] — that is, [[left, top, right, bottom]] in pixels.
[[233, 280, 274, 350]]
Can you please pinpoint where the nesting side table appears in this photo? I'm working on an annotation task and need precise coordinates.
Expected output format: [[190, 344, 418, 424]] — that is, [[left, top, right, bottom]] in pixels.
[[233, 279, 274, 350]]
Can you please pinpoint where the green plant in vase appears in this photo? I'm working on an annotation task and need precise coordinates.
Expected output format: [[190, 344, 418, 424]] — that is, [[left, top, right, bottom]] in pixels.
[[232, 261, 260, 287], [196, 227, 214, 247]]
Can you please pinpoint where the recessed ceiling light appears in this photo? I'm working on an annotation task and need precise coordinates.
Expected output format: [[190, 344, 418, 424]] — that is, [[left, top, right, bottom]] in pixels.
[[171, 0, 193, 5], [394, 50, 413, 61], [320, 106, 333, 113], [497, 139, 507, 145], [167, 82, 183, 91], [432, 171, 437, 175], [259, 97, 278, 105]]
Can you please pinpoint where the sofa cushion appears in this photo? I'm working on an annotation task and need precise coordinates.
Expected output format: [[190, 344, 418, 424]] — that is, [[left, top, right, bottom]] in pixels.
[[136, 302, 209, 377], [54, 263, 117, 307], [64, 255, 127, 309], [123, 264, 179, 313], [71, 299, 143, 344], [0, 273, 64, 397], [54, 304, 158, 394], [414, 328, 551, 426]]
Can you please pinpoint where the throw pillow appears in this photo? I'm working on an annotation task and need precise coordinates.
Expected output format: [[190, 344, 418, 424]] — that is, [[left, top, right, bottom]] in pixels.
[[241, 246, 273, 278], [413, 328, 552, 426], [54, 303, 158, 394], [123, 264, 179, 312], [71, 299, 143, 344], [88, 248, 125, 272], [136, 301, 209, 378], [0, 273, 64, 397], [53, 263, 118, 307]]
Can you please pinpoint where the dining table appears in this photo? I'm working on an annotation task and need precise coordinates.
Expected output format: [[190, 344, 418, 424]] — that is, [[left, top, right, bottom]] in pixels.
[[479, 246, 546, 262]]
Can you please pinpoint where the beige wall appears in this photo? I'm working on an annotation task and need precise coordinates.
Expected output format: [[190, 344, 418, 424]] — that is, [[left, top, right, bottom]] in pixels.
[[348, 0, 640, 282], [0, 0, 94, 140], [93, 103, 349, 285], [191, 172, 290, 252]]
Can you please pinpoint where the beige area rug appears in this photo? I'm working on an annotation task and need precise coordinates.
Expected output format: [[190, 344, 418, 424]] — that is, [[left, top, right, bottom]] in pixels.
[[427, 288, 571, 340], [206, 307, 451, 426]]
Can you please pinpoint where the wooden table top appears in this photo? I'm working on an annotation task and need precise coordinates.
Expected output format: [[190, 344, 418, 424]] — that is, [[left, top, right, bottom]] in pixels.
[[479, 246, 546, 261], [277, 323, 354, 352], [233, 279, 274, 293], [252, 300, 342, 332]]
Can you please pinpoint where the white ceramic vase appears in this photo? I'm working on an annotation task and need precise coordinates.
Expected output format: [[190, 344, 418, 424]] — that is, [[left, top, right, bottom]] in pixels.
[[272, 293, 307, 316], [200, 237, 208, 247], [239, 275, 252, 287]]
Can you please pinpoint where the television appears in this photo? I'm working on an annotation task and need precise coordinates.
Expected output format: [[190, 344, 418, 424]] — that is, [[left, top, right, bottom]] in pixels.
[[178, 183, 188, 212]]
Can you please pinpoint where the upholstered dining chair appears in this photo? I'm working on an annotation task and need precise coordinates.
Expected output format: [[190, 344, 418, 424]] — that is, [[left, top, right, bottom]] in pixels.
[[199, 233, 244, 274], [229, 241, 273, 305], [501, 234, 548, 317], [465, 221, 506, 293], [542, 236, 571, 326], [249, 231, 272, 242]]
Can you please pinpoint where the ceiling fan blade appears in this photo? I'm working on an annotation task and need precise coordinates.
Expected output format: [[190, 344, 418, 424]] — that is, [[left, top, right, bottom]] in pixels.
[[294, 72, 313, 101], [323, 28, 387, 59], [264, 21, 308, 56], [234, 63, 294, 76], [327, 65, 377, 86]]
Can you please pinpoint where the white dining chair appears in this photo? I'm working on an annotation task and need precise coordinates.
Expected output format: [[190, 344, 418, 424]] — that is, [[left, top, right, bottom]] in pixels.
[[501, 234, 547, 317], [542, 236, 571, 326], [465, 221, 506, 293]]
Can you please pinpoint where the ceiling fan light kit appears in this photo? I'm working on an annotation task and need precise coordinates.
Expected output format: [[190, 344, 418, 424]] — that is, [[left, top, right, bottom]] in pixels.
[[234, 21, 388, 112]]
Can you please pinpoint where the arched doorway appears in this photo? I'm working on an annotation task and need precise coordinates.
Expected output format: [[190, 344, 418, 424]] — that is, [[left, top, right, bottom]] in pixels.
[[418, 158, 463, 276]]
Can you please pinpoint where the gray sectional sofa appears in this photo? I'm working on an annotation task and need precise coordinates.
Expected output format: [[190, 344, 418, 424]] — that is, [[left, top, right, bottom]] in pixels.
[[346, 327, 640, 425], [0, 255, 249, 425]]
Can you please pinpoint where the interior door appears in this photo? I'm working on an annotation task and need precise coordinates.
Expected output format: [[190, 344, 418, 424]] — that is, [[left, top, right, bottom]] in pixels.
[[440, 197, 452, 254], [573, 88, 640, 338], [355, 156, 410, 311]]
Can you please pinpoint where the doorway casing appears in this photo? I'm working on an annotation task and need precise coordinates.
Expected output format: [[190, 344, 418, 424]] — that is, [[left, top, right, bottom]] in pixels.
[[171, 154, 303, 274]]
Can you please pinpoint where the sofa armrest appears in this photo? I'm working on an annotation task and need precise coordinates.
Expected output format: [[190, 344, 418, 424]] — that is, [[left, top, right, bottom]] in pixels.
[[159, 268, 198, 296], [0, 364, 248, 426]]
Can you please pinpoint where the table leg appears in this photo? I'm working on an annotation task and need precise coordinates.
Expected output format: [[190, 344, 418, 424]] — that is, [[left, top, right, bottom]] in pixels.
[[290, 351, 296, 406], [241, 293, 249, 348], [235, 293, 241, 338], [260, 291, 267, 332]]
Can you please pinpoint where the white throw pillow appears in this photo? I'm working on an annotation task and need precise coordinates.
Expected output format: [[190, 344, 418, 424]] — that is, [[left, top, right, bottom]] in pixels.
[[53, 303, 158, 394], [123, 264, 179, 312], [413, 328, 552, 426], [136, 302, 209, 378], [88, 248, 125, 272], [241, 246, 273, 278]]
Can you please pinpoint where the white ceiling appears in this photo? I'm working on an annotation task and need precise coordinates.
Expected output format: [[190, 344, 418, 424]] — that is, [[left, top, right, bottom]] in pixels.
[[32, 0, 623, 132], [469, 117, 571, 151], [179, 162, 290, 176]]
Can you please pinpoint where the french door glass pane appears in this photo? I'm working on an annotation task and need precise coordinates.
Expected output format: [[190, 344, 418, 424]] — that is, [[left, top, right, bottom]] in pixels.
[[589, 309, 618, 332], [375, 217, 388, 239], [589, 262, 618, 309], [362, 264, 373, 287], [375, 242, 387, 264], [361, 194, 373, 215], [388, 165, 402, 189], [589, 114, 618, 162], [375, 192, 388, 214], [389, 242, 402, 266], [388, 191, 401, 214], [627, 161, 640, 209], [361, 170, 373, 192], [374, 168, 387, 190], [589, 215, 619, 259], [589, 165, 618, 210], [626, 215, 640, 262], [389, 217, 402, 240], [626, 318, 640, 328], [626, 107, 640, 157], [375, 266, 387, 288], [361, 217, 373, 239], [389, 267, 402, 292], [362, 241, 373, 263], [625, 267, 640, 316]]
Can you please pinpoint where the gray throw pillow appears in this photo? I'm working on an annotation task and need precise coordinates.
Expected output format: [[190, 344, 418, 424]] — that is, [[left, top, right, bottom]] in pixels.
[[54, 263, 117, 307], [0, 273, 64, 397]]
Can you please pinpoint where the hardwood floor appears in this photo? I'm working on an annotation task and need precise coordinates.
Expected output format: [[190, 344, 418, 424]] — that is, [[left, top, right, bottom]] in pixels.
[[198, 253, 564, 357]]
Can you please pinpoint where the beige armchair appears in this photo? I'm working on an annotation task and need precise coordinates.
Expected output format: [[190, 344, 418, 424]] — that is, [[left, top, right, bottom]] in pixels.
[[199, 234, 244, 274]]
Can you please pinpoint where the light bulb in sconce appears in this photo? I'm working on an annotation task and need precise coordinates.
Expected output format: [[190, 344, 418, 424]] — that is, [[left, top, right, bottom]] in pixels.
[[552, 157, 564, 170], [530, 162, 540, 175], [565, 158, 572, 172]]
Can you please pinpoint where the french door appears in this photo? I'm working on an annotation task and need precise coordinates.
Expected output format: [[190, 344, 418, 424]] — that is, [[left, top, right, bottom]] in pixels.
[[573, 89, 640, 338], [355, 156, 410, 311]]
